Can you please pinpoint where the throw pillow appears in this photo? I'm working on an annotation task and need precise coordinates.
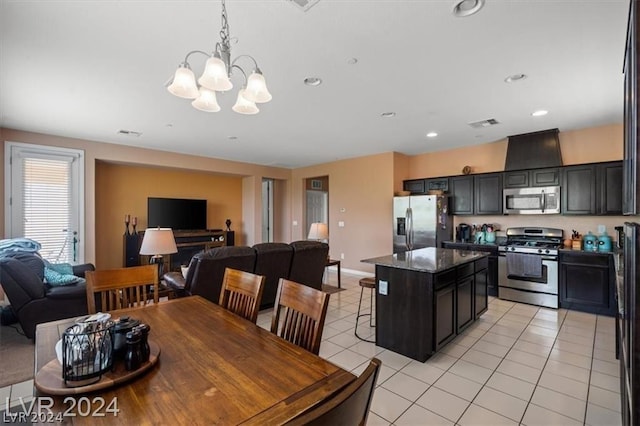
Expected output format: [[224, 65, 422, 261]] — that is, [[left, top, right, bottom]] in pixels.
[[44, 267, 80, 286]]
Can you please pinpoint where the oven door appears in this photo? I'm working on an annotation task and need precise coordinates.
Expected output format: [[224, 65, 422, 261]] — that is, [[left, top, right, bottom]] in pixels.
[[498, 253, 559, 307]]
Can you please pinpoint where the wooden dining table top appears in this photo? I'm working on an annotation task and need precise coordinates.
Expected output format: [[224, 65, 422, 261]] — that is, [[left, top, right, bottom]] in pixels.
[[34, 296, 355, 425]]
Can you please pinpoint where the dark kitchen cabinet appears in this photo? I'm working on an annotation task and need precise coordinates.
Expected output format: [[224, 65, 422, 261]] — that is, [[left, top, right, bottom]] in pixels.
[[558, 251, 615, 316], [442, 242, 498, 297], [403, 179, 426, 194], [475, 264, 488, 318], [562, 164, 597, 215], [597, 161, 623, 215], [474, 173, 503, 215], [425, 177, 449, 193], [503, 168, 559, 189], [456, 271, 474, 333], [434, 283, 456, 351], [450, 176, 474, 215]]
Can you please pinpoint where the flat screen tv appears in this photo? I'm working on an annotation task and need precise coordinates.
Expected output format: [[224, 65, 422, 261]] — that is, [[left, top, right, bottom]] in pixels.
[[147, 197, 207, 230]]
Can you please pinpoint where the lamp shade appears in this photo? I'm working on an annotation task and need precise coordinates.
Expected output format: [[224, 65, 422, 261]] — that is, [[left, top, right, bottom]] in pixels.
[[139, 228, 178, 255], [232, 89, 259, 115], [244, 71, 272, 103], [308, 223, 329, 240], [192, 87, 221, 112], [198, 56, 233, 92], [167, 65, 199, 99]]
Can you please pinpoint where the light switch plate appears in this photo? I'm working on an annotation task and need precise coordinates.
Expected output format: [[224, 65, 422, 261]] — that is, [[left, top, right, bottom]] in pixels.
[[338, 221, 345, 227], [379, 280, 388, 295]]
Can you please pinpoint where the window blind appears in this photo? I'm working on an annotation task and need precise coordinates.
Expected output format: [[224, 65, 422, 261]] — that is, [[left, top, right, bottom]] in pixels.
[[22, 157, 73, 262]]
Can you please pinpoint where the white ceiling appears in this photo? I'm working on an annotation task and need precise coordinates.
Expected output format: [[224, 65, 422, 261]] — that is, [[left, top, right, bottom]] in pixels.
[[0, 0, 629, 169]]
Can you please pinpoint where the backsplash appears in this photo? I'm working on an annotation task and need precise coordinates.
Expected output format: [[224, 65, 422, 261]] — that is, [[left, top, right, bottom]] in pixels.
[[454, 215, 627, 243]]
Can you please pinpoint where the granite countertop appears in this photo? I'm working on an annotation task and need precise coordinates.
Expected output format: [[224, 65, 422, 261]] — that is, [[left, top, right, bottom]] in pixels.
[[443, 240, 500, 247], [361, 247, 488, 273]]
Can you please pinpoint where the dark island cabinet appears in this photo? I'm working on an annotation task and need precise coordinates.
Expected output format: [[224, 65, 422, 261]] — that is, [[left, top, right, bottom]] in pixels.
[[442, 242, 498, 297], [597, 161, 623, 215], [474, 173, 503, 215], [562, 164, 597, 215], [450, 176, 474, 215], [434, 282, 456, 351], [474, 258, 489, 318], [558, 251, 616, 316], [456, 274, 474, 333]]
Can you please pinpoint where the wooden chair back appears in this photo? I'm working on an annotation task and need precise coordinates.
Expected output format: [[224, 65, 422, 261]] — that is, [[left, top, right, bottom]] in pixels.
[[218, 267, 266, 323], [86, 265, 159, 314], [270, 278, 329, 355], [286, 358, 381, 426]]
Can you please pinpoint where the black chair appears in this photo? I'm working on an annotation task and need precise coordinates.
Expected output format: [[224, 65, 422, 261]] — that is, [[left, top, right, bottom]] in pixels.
[[253, 242, 293, 308], [288, 241, 329, 290], [0, 253, 93, 339], [286, 358, 381, 425]]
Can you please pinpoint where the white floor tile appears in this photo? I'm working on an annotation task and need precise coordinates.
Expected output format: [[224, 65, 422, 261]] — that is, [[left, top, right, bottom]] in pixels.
[[538, 370, 589, 401], [485, 372, 535, 402], [424, 352, 458, 371], [590, 370, 621, 393], [400, 361, 446, 385], [365, 412, 391, 426], [439, 342, 469, 358], [327, 349, 370, 371], [531, 386, 587, 421], [473, 386, 528, 422], [505, 348, 548, 370], [479, 332, 517, 348], [496, 359, 542, 384], [585, 402, 623, 426], [460, 348, 503, 370], [548, 347, 593, 370], [543, 359, 591, 384], [370, 386, 413, 423], [433, 372, 483, 402], [588, 384, 622, 413], [591, 358, 620, 378], [521, 404, 583, 426], [374, 349, 413, 371], [472, 339, 511, 358], [395, 404, 454, 426], [380, 371, 430, 401], [512, 339, 553, 357], [415, 386, 470, 422], [449, 359, 493, 384], [458, 403, 519, 426]]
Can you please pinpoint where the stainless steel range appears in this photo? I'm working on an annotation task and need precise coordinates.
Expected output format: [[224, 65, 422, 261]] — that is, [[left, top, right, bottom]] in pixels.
[[498, 227, 564, 308]]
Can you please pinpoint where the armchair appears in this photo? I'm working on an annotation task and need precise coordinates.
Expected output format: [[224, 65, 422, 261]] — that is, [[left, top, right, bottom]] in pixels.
[[0, 253, 93, 339]]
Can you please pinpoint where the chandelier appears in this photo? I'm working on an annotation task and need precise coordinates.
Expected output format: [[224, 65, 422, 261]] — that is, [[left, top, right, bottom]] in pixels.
[[167, 0, 272, 115]]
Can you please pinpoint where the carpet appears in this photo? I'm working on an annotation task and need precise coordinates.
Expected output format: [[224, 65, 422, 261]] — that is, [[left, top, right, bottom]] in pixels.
[[0, 325, 35, 388], [321, 284, 344, 295]]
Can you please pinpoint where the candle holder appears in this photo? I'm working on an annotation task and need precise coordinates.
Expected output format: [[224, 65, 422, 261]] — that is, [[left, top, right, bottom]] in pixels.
[[124, 215, 130, 236]]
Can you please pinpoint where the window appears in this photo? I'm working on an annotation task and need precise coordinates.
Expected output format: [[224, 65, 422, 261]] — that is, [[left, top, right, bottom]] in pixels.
[[5, 142, 84, 263]]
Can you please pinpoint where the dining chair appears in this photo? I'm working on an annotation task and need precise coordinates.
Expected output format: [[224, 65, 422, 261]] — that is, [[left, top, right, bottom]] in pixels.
[[270, 278, 330, 355], [285, 358, 381, 426], [86, 265, 159, 314], [218, 267, 266, 323]]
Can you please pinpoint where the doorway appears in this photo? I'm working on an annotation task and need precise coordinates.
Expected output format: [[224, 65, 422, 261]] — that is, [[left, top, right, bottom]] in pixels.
[[305, 176, 328, 239], [262, 178, 274, 242]]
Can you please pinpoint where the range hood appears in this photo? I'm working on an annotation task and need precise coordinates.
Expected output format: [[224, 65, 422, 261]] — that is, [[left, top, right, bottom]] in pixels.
[[504, 128, 563, 171]]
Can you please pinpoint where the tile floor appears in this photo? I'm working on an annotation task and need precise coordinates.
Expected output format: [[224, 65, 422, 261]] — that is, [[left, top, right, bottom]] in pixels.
[[1, 269, 623, 425]]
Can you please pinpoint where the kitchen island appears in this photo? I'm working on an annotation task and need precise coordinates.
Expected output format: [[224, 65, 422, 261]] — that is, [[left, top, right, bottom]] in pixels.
[[362, 247, 489, 362]]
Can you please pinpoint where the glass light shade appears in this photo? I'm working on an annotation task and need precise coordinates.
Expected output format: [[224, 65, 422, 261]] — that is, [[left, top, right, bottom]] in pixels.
[[198, 56, 233, 91], [308, 222, 329, 240], [232, 89, 259, 115], [167, 66, 199, 99], [244, 72, 272, 103], [191, 88, 221, 112], [139, 228, 178, 255]]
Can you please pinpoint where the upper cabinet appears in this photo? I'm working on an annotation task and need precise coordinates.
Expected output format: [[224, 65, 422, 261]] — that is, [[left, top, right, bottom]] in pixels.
[[450, 176, 474, 215], [474, 173, 503, 215], [504, 168, 559, 189], [597, 162, 623, 215], [402, 179, 425, 194], [562, 165, 597, 215]]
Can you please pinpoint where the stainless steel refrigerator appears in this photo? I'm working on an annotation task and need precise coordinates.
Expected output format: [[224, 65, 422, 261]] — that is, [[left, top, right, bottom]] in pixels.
[[393, 195, 453, 253]]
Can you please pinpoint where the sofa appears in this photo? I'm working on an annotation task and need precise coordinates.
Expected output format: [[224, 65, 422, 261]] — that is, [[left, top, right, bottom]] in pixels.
[[0, 252, 94, 339], [164, 241, 329, 308]]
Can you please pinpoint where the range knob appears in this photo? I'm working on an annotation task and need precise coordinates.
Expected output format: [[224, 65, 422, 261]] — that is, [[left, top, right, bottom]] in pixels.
[[545, 249, 550, 254], [510, 246, 516, 251], [537, 248, 543, 254]]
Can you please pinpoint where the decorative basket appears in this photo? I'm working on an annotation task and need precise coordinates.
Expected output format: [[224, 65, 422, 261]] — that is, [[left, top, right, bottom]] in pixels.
[[61, 319, 114, 386]]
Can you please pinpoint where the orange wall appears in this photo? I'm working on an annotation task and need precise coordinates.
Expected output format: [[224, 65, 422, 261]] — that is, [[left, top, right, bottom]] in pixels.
[[407, 124, 623, 179], [95, 162, 243, 269], [292, 152, 395, 273], [0, 128, 292, 265]]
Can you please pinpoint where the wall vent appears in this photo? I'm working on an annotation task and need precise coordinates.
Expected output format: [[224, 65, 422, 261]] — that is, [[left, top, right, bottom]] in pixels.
[[288, 0, 320, 12], [467, 118, 500, 129]]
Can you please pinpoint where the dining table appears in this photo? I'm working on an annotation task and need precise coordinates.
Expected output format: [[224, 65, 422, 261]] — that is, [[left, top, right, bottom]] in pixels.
[[33, 296, 355, 425]]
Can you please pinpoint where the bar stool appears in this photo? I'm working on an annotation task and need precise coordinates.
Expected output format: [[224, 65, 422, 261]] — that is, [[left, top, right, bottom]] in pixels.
[[354, 277, 376, 343]]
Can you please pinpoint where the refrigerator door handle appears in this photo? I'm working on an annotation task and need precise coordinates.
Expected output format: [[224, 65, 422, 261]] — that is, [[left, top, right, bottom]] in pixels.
[[406, 207, 413, 250]]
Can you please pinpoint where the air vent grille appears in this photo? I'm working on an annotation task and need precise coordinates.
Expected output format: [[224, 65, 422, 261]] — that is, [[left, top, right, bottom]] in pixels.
[[288, 0, 320, 12], [117, 130, 142, 137], [467, 118, 500, 129]]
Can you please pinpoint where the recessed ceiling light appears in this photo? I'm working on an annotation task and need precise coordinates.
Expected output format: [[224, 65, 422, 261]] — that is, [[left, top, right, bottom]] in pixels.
[[504, 74, 527, 83], [381, 112, 396, 118], [426, 132, 438, 138], [531, 110, 548, 117], [347, 58, 358, 65], [452, 0, 485, 17], [304, 77, 322, 86]]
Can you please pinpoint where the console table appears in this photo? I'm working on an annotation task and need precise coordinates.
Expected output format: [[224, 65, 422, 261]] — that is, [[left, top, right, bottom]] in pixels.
[[123, 230, 235, 272]]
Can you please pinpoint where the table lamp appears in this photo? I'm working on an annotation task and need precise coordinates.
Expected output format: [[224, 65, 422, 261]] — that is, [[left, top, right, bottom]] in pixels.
[[308, 222, 328, 241], [139, 227, 178, 277]]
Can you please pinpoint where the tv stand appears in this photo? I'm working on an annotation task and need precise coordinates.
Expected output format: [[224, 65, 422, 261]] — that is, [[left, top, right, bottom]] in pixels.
[[123, 229, 235, 272]]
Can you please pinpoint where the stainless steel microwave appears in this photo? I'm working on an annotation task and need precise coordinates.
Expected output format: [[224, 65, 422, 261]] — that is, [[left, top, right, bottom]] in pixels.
[[503, 186, 560, 214]]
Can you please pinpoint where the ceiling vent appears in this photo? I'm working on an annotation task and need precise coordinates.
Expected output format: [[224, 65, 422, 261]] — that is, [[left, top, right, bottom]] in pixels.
[[117, 130, 142, 137], [288, 0, 320, 12], [467, 118, 500, 129]]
